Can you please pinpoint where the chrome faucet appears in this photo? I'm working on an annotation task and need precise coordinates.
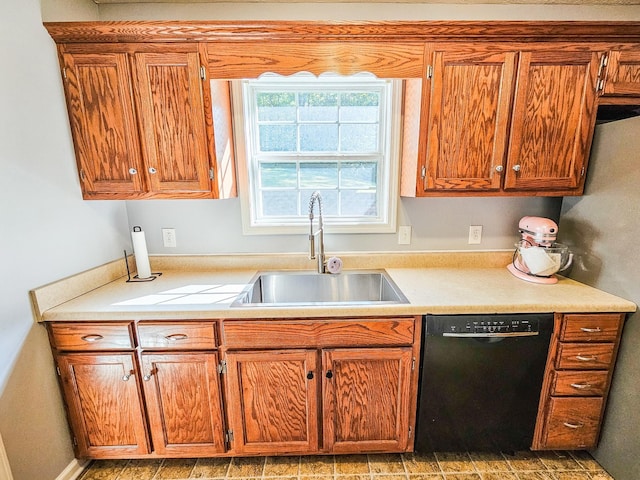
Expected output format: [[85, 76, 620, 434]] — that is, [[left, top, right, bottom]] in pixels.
[[308, 191, 325, 273]]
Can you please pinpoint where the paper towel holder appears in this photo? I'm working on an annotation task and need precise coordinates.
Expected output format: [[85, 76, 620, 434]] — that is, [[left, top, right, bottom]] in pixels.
[[123, 249, 162, 282]]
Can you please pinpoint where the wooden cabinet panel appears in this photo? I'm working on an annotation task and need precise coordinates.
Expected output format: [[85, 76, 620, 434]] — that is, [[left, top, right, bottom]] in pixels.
[[61, 52, 146, 198], [504, 50, 601, 193], [556, 343, 615, 370], [551, 370, 609, 397], [223, 318, 414, 349], [423, 46, 516, 192], [322, 347, 412, 453], [133, 50, 213, 196], [57, 353, 149, 458], [560, 313, 623, 342], [225, 349, 319, 455], [138, 322, 217, 349], [541, 397, 603, 449], [50, 322, 134, 351], [603, 49, 640, 95], [140, 352, 226, 455]]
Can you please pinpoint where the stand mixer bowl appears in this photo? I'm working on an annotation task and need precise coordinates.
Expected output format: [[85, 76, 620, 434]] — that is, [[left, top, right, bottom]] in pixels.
[[509, 242, 572, 284]]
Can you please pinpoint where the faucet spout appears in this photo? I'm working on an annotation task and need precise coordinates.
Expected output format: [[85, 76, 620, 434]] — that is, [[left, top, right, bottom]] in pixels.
[[308, 191, 325, 273]]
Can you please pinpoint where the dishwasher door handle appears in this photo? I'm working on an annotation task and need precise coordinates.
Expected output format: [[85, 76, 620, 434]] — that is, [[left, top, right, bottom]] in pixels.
[[442, 332, 539, 338]]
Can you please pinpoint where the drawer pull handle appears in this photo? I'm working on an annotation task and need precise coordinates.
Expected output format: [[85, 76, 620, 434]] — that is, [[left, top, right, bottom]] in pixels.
[[570, 382, 593, 390], [580, 327, 602, 333], [563, 422, 584, 429], [80, 334, 103, 343], [165, 334, 188, 341], [576, 355, 598, 362]]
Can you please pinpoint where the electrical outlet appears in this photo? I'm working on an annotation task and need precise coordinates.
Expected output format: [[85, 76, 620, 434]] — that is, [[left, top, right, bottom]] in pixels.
[[162, 228, 177, 248], [468, 225, 482, 245], [398, 225, 412, 245]]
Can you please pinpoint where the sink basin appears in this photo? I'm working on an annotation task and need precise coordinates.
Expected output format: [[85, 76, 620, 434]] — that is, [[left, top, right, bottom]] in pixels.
[[230, 270, 409, 307]]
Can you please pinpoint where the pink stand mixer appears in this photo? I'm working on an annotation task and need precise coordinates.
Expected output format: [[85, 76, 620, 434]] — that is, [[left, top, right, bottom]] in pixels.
[[507, 216, 573, 284]]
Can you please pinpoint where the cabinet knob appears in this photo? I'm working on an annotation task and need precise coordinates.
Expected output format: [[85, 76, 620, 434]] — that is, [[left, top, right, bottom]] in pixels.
[[129, 168, 137, 175], [143, 372, 153, 381], [307, 371, 314, 380], [122, 371, 132, 382], [326, 370, 333, 379], [148, 167, 157, 174], [495, 165, 504, 173], [512, 164, 521, 172]]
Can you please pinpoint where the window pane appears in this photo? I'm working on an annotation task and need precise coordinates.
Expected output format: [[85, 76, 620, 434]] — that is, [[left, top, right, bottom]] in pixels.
[[341, 124, 379, 151], [260, 163, 297, 188], [299, 93, 338, 122], [259, 125, 297, 151], [300, 124, 339, 151], [341, 191, 377, 216], [257, 93, 296, 121], [340, 93, 380, 122], [341, 162, 377, 188], [300, 162, 338, 188], [301, 189, 338, 215], [262, 191, 299, 216]]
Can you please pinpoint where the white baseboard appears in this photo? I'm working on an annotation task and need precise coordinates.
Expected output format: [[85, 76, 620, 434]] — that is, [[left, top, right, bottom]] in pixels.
[[55, 458, 89, 480]]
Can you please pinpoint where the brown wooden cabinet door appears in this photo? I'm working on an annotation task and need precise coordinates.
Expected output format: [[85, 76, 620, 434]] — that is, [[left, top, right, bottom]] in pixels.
[[423, 46, 516, 192], [61, 52, 146, 198], [57, 353, 149, 458], [603, 49, 640, 95], [322, 347, 412, 453], [225, 350, 319, 455], [132, 50, 214, 197], [504, 50, 602, 193], [140, 352, 226, 456]]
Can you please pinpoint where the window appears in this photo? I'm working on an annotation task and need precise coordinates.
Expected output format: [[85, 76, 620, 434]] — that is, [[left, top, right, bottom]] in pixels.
[[233, 73, 401, 234]]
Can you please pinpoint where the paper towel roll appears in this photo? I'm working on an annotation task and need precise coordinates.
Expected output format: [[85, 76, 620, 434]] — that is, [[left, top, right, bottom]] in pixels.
[[131, 226, 152, 279]]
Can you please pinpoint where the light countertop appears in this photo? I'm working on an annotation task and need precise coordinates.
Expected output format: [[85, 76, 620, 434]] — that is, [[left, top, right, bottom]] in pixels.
[[32, 252, 637, 322]]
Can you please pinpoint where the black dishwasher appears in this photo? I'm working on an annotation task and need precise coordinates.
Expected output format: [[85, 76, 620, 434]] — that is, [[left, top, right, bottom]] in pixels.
[[415, 313, 553, 452]]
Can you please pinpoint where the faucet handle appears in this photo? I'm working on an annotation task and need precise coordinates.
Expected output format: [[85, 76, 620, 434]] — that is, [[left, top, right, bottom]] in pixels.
[[326, 256, 343, 274], [309, 234, 316, 260]]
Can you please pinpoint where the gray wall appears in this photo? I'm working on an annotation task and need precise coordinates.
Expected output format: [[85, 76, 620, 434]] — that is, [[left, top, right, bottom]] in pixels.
[[0, 1, 131, 479], [559, 116, 640, 480]]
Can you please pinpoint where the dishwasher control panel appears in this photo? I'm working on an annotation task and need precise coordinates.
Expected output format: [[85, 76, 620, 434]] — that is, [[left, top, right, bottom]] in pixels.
[[426, 313, 553, 337]]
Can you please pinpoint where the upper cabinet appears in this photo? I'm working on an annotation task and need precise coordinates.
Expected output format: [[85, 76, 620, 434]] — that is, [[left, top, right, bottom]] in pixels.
[[405, 45, 604, 197], [503, 50, 602, 193], [420, 45, 517, 193], [59, 43, 234, 200], [602, 48, 640, 96], [46, 21, 640, 199]]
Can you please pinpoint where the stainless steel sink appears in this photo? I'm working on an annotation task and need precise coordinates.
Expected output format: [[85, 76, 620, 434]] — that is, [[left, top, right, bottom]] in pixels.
[[230, 270, 409, 307]]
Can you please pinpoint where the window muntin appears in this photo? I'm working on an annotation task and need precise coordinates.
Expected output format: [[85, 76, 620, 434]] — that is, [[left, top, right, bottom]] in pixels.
[[234, 74, 400, 234]]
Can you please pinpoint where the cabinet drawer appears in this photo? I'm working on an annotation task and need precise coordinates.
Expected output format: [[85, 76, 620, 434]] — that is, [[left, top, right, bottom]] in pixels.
[[49, 322, 134, 351], [556, 343, 615, 370], [138, 322, 217, 350], [560, 314, 622, 342], [542, 397, 603, 449], [223, 318, 415, 349], [551, 370, 609, 396]]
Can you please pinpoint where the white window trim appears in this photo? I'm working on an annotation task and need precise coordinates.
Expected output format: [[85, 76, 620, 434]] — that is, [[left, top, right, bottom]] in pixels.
[[231, 74, 402, 235]]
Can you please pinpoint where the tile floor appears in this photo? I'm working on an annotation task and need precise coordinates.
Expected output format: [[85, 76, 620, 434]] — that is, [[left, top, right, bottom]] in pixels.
[[78, 451, 614, 480]]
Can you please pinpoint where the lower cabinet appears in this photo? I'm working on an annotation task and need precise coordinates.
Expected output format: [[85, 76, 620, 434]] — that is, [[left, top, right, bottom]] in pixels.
[[532, 313, 625, 450], [140, 352, 226, 456], [56, 352, 150, 458], [47, 316, 420, 459], [224, 346, 413, 455]]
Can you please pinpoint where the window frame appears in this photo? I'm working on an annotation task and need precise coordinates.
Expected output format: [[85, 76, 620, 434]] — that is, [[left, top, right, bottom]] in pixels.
[[231, 74, 402, 235]]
